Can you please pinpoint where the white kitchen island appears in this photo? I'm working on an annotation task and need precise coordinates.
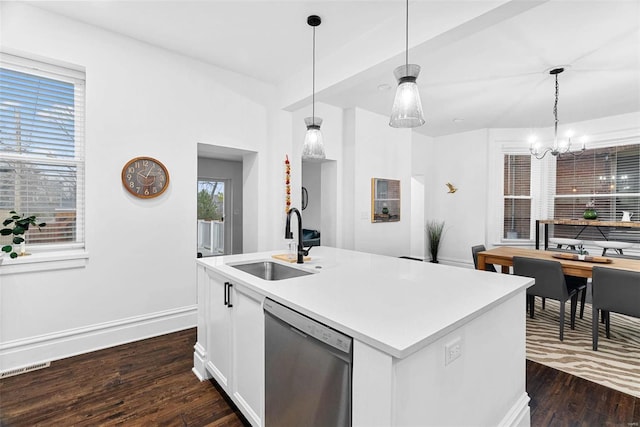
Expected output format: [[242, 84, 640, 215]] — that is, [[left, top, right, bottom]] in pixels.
[[193, 246, 533, 427]]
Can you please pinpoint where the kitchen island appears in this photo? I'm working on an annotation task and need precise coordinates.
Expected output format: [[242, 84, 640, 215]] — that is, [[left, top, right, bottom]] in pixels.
[[194, 246, 533, 427]]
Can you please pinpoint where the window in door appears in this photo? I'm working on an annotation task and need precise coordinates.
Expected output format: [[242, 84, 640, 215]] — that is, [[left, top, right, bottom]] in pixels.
[[197, 179, 225, 256]]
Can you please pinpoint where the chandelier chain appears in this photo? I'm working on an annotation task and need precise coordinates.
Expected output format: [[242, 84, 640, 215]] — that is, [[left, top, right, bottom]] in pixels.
[[553, 73, 559, 138]]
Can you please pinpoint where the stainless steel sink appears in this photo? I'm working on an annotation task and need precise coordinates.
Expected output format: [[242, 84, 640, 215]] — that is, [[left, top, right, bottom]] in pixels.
[[230, 261, 313, 281]]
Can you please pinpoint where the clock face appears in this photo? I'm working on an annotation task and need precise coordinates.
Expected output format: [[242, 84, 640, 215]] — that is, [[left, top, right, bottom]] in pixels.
[[121, 157, 169, 199]]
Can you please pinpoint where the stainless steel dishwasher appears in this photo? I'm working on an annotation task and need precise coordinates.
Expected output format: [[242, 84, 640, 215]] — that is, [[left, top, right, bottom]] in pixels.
[[264, 298, 353, 427]]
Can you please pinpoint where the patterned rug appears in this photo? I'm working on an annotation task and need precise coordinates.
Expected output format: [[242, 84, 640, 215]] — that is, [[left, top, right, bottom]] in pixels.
[[526, 298, 640, 398]]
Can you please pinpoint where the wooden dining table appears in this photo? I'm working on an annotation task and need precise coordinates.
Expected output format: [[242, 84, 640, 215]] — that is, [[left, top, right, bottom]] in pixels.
[[477, 246, 640, 278]]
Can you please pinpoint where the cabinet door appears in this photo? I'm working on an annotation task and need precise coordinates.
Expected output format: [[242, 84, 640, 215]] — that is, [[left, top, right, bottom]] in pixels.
[[232, 284, 265, 426], [205, 269, 232, 390]]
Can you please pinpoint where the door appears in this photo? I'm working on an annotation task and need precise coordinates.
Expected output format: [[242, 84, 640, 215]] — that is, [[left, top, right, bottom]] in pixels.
[[197, 178, 229, 256]]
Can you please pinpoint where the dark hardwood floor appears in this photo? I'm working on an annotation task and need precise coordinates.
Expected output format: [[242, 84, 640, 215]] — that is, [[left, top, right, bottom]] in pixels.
[[1, 328, 638, 426]]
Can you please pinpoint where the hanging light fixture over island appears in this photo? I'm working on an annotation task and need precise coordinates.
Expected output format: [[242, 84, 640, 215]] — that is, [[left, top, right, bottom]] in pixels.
[[389, 0, 425, 128], [302, 14, 326, 161]]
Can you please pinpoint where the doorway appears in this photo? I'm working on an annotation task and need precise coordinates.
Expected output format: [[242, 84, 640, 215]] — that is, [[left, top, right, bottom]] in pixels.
[[197, 178, 228, 256]]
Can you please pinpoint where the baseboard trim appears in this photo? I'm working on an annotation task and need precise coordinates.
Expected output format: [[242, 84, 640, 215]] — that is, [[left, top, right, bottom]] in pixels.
[[498, 392, 531, 427], [0, 305, 197, 374]]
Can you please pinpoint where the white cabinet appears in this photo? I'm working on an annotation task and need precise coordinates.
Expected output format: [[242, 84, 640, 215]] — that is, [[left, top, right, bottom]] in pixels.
[[204, 268, 231, 389], [198, 266, 264, 427]]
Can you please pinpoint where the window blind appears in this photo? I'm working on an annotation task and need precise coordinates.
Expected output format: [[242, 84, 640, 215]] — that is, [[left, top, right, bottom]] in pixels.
[[503, 154, 531, 240], [0, 53, 85, 249], [549, 144, 640, 240]]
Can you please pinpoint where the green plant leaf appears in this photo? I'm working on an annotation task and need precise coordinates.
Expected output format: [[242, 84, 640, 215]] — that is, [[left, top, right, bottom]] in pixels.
[[38, 222, 47, 227], [1, 245, 11, 253], [0, 228, 12, 235], [13, 236, 24, 244], [9, 210, 17, 214], [11, 215, 20, 220], [2, 219, 14, 226], [10, 252, 18, 259], [12, 225, 25, 234]]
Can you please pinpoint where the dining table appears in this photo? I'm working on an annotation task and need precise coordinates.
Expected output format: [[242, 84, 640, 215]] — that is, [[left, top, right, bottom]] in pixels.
[[477, 246, 640, 278]]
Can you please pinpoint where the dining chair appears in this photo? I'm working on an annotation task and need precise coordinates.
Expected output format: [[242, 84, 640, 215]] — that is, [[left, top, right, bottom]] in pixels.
[[471, 245, 497, 272], [513, 257, 586, 341], [591, 267, 640, 351]]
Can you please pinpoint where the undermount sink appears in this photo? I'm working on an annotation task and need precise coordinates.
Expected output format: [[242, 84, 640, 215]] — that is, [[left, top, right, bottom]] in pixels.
[[230, 261, 313, 281]]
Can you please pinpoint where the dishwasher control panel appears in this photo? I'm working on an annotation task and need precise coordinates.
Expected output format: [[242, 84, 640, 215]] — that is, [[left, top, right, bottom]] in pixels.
[[264, 298, 352, 354]]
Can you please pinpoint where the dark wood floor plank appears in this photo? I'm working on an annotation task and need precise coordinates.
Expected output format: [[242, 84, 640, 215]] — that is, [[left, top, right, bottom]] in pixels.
[[0, 329, 247, 427], [526, 359, 639, 426], [2, 329, 638, 426]]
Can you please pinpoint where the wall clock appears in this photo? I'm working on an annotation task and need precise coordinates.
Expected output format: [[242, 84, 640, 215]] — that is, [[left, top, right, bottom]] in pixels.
[[121, 156, 170, 199]]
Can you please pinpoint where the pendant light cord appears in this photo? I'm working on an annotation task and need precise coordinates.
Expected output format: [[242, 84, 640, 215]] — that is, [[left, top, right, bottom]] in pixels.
[[405, 0, 409, 70], [312, 25, 316, 123]]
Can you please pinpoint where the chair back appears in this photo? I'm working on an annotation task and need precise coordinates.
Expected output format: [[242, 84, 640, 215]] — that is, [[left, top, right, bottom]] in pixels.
[[592, 267, 640, 319], [471, 245, 496, 272], [513, 257, 568, 300]]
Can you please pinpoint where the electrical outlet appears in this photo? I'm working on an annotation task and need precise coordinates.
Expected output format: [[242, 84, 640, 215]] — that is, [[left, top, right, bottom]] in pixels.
[[445, 338, 462, 366]]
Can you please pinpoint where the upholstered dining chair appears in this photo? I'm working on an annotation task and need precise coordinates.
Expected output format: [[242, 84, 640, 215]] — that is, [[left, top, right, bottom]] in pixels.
[[513, 257, 586, 341], [471, 245, 497, 272], [591, 267, 640, 351]]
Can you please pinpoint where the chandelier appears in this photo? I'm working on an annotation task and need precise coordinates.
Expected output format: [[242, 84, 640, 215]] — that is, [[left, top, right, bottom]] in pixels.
[[529, 67, 586, 159]]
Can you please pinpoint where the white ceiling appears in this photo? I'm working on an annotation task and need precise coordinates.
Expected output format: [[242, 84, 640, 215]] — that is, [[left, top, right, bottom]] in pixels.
[[26, 0, 640, 137]]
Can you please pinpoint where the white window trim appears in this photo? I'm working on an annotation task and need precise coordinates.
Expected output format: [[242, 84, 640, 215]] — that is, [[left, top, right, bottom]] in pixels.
[[0, 50, 88, 272]]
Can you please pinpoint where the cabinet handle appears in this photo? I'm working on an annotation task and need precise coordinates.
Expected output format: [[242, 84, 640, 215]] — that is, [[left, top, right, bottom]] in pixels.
[[224, 281, 229, 306], [227, 282, 233, 308]]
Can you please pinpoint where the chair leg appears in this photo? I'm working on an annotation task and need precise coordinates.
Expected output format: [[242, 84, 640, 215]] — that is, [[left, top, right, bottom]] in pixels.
[[559, 301, 566, 341], [579, 289, 586, 319], [592, 307, 599, 351], [542, 297, 546, 310], [570, 294, 578, 330], [605, 311, 611, 338], [528, 295, 535, 318]]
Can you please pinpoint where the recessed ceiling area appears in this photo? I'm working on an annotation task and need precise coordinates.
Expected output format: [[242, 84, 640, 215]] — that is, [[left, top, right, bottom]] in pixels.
[[27, 0, 640, 137]]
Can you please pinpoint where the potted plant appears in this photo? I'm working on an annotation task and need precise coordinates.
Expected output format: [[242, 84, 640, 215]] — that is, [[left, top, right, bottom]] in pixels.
[[426, 220, 445, 263], [583, 200, 597, 220], [1, 211, 47, 259]]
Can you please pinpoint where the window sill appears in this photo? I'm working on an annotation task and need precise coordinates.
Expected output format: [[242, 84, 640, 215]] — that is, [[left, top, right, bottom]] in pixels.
[[0, 249, 89, 275]]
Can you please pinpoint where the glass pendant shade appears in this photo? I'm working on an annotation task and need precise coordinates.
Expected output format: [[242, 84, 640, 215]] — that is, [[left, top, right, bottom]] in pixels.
[[389, 64, 425, 128], [302, 117, 325, 161]]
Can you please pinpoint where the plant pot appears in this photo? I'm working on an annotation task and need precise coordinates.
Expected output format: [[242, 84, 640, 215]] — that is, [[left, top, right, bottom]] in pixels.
[[583, 209, 598, 220]]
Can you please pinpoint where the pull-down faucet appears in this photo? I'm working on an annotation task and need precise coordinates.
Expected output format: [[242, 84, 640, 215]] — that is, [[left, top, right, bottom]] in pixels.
[[285, 207, 309, 264]]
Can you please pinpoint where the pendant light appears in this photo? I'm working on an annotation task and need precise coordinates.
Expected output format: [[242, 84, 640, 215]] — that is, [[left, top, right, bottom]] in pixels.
[[389, 0, 425, 128], [529, 67, 586, 159], [302, 15, 326, 161]]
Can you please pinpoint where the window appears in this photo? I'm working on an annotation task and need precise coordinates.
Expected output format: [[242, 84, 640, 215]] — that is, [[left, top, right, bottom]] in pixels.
[[0, 53, 85, 252], [550, 143, 640, 239], [503, 154, 531, 240]]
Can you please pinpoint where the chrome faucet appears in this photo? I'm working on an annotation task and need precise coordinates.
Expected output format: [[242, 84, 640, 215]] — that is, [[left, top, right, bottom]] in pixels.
[[285, 207, 309, 264]]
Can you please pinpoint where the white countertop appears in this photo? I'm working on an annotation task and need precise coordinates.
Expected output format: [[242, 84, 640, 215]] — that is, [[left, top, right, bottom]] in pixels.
[[197, 246, 533, 359]]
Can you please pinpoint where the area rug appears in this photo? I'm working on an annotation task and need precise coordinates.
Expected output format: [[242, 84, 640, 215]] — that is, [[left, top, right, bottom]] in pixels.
[[526, 299, 640, 398]]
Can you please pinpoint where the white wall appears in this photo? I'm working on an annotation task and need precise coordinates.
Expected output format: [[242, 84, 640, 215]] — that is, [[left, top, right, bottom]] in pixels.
[[0, 2, 289, 371], [351, 108, 413, 257], [424, 129, 491, 266]]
